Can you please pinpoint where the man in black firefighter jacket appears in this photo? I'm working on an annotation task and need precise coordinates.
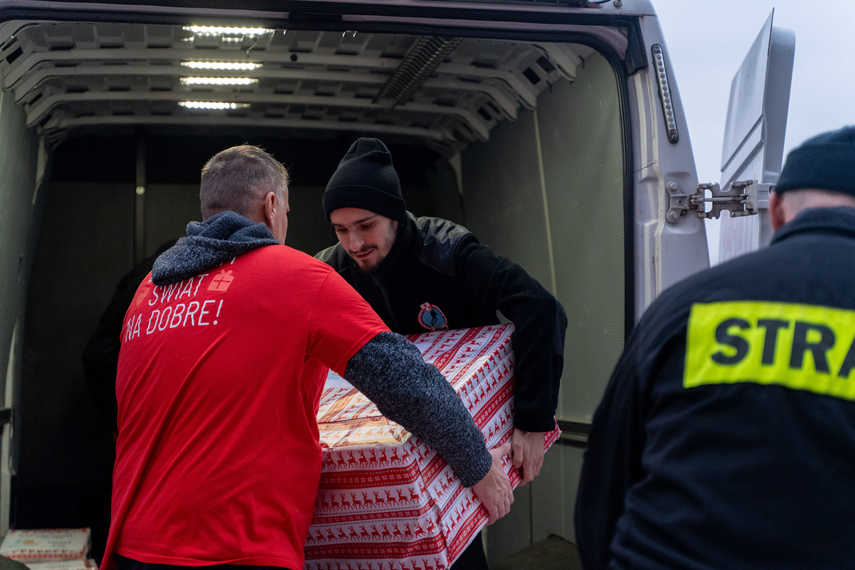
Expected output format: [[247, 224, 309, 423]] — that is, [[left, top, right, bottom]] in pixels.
[[316, 137, 567, 570], [576, 125, 855, 569]]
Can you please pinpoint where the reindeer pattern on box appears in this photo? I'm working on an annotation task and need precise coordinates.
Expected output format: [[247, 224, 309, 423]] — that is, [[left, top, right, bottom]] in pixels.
[[304, 325, 561, 570]]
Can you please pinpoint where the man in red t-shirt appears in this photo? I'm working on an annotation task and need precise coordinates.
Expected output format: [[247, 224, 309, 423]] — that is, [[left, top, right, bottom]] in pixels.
[[103, 145, 512, 570]]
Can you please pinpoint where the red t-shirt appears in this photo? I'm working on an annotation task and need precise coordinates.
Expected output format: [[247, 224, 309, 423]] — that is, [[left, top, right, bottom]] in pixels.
[[105, 245, 388, 569]]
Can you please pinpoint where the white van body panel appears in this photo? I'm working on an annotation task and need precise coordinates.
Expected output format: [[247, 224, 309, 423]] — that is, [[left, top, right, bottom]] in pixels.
[[630, 13, 709, 319], [0, 0, 791, 562], [718, 11, 795, 262]]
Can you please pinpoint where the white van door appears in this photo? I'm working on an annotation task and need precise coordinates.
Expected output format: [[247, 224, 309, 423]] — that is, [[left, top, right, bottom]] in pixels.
[[717, 10, 795, 262]]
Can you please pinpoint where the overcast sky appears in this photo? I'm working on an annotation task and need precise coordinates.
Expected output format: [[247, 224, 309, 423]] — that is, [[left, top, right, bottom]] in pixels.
[[651, 0, 855, 262]]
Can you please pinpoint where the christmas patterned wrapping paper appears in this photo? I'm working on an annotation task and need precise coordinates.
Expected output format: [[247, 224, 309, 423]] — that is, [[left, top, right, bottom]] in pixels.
[[305, 324, 561, 570]]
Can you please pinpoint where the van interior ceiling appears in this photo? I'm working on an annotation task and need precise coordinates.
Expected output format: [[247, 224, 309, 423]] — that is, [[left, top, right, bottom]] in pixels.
[[0, 15, 627, 562]]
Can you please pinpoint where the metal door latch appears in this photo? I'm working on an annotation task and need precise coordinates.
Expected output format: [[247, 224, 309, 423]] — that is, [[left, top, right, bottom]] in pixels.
[[666, 180, 770, 223]]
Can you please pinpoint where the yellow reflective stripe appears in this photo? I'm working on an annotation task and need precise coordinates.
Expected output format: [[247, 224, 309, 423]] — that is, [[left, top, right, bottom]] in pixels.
[[684, 301, 855, 401]]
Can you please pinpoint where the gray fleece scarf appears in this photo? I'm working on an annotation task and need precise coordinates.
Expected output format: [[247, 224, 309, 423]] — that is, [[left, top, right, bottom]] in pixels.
[[152, 211, 280, 286]]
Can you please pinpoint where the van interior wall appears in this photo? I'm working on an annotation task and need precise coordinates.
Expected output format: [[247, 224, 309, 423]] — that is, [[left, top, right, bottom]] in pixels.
[[16, 133, 443, 558], [459, 49, 625, 557], [16, 44, 625, 562], [0, 83, 42, 537]]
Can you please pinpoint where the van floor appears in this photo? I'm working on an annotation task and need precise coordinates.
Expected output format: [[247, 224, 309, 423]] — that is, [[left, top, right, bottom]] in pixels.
[[492, 535, 582, 570]]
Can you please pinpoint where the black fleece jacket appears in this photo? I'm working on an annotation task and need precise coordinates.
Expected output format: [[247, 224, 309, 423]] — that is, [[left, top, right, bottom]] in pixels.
[[317, 212, 567, 432]]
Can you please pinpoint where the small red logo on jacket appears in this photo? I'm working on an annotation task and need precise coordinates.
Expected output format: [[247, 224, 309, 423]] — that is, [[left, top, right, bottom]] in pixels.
[[418, 302, 448, 331]]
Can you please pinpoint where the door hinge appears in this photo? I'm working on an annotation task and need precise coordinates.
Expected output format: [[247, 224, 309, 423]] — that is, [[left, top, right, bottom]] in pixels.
[[666, 180, 770, 223]]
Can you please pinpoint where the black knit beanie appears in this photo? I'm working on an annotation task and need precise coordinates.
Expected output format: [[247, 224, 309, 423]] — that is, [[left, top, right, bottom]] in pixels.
[[323, 138, 406, 222], [775, 126, 855, 196]]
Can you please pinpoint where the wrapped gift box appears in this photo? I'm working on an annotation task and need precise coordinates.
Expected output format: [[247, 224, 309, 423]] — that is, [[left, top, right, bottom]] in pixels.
[[26, 559, 99, 570], [305, 324, 560, 570], [0, 528, 91, 564]]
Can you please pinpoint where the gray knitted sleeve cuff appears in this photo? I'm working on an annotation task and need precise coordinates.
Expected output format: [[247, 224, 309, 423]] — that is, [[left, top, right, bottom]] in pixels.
[[345, 332, 492, 487]]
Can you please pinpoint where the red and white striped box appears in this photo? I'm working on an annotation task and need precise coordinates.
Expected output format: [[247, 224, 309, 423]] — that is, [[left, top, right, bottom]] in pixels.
[[306, 324, 560, 570]]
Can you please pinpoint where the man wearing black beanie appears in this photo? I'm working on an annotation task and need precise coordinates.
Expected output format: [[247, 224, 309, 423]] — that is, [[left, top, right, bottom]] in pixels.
[[576, 125, 855, 569], [323, 137, 407, 228], [317, 137, 568, 570]]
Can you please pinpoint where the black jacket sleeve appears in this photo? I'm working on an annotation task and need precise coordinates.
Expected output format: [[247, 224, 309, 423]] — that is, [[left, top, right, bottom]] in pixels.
[[456, 239, 567, 432], [82, 240, 176, 430], [82, 264, 154, 430]]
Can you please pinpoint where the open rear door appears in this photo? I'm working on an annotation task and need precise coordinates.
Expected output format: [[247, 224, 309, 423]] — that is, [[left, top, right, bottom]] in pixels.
[[717, 10, 795, 262]]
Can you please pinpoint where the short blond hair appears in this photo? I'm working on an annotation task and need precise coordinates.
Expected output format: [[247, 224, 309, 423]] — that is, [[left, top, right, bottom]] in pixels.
[[200, 145, 289, 220]]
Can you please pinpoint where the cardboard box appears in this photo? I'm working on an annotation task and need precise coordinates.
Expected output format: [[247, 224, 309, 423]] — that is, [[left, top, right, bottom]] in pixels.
[[306, 325, 560, 570], [0, 528, 90, 564], [25, 559, 98, 570]]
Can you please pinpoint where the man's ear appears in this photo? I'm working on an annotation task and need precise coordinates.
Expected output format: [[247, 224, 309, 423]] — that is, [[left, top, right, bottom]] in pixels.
[[769, 190, 786, 231], [263, 191, 277, 230]]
